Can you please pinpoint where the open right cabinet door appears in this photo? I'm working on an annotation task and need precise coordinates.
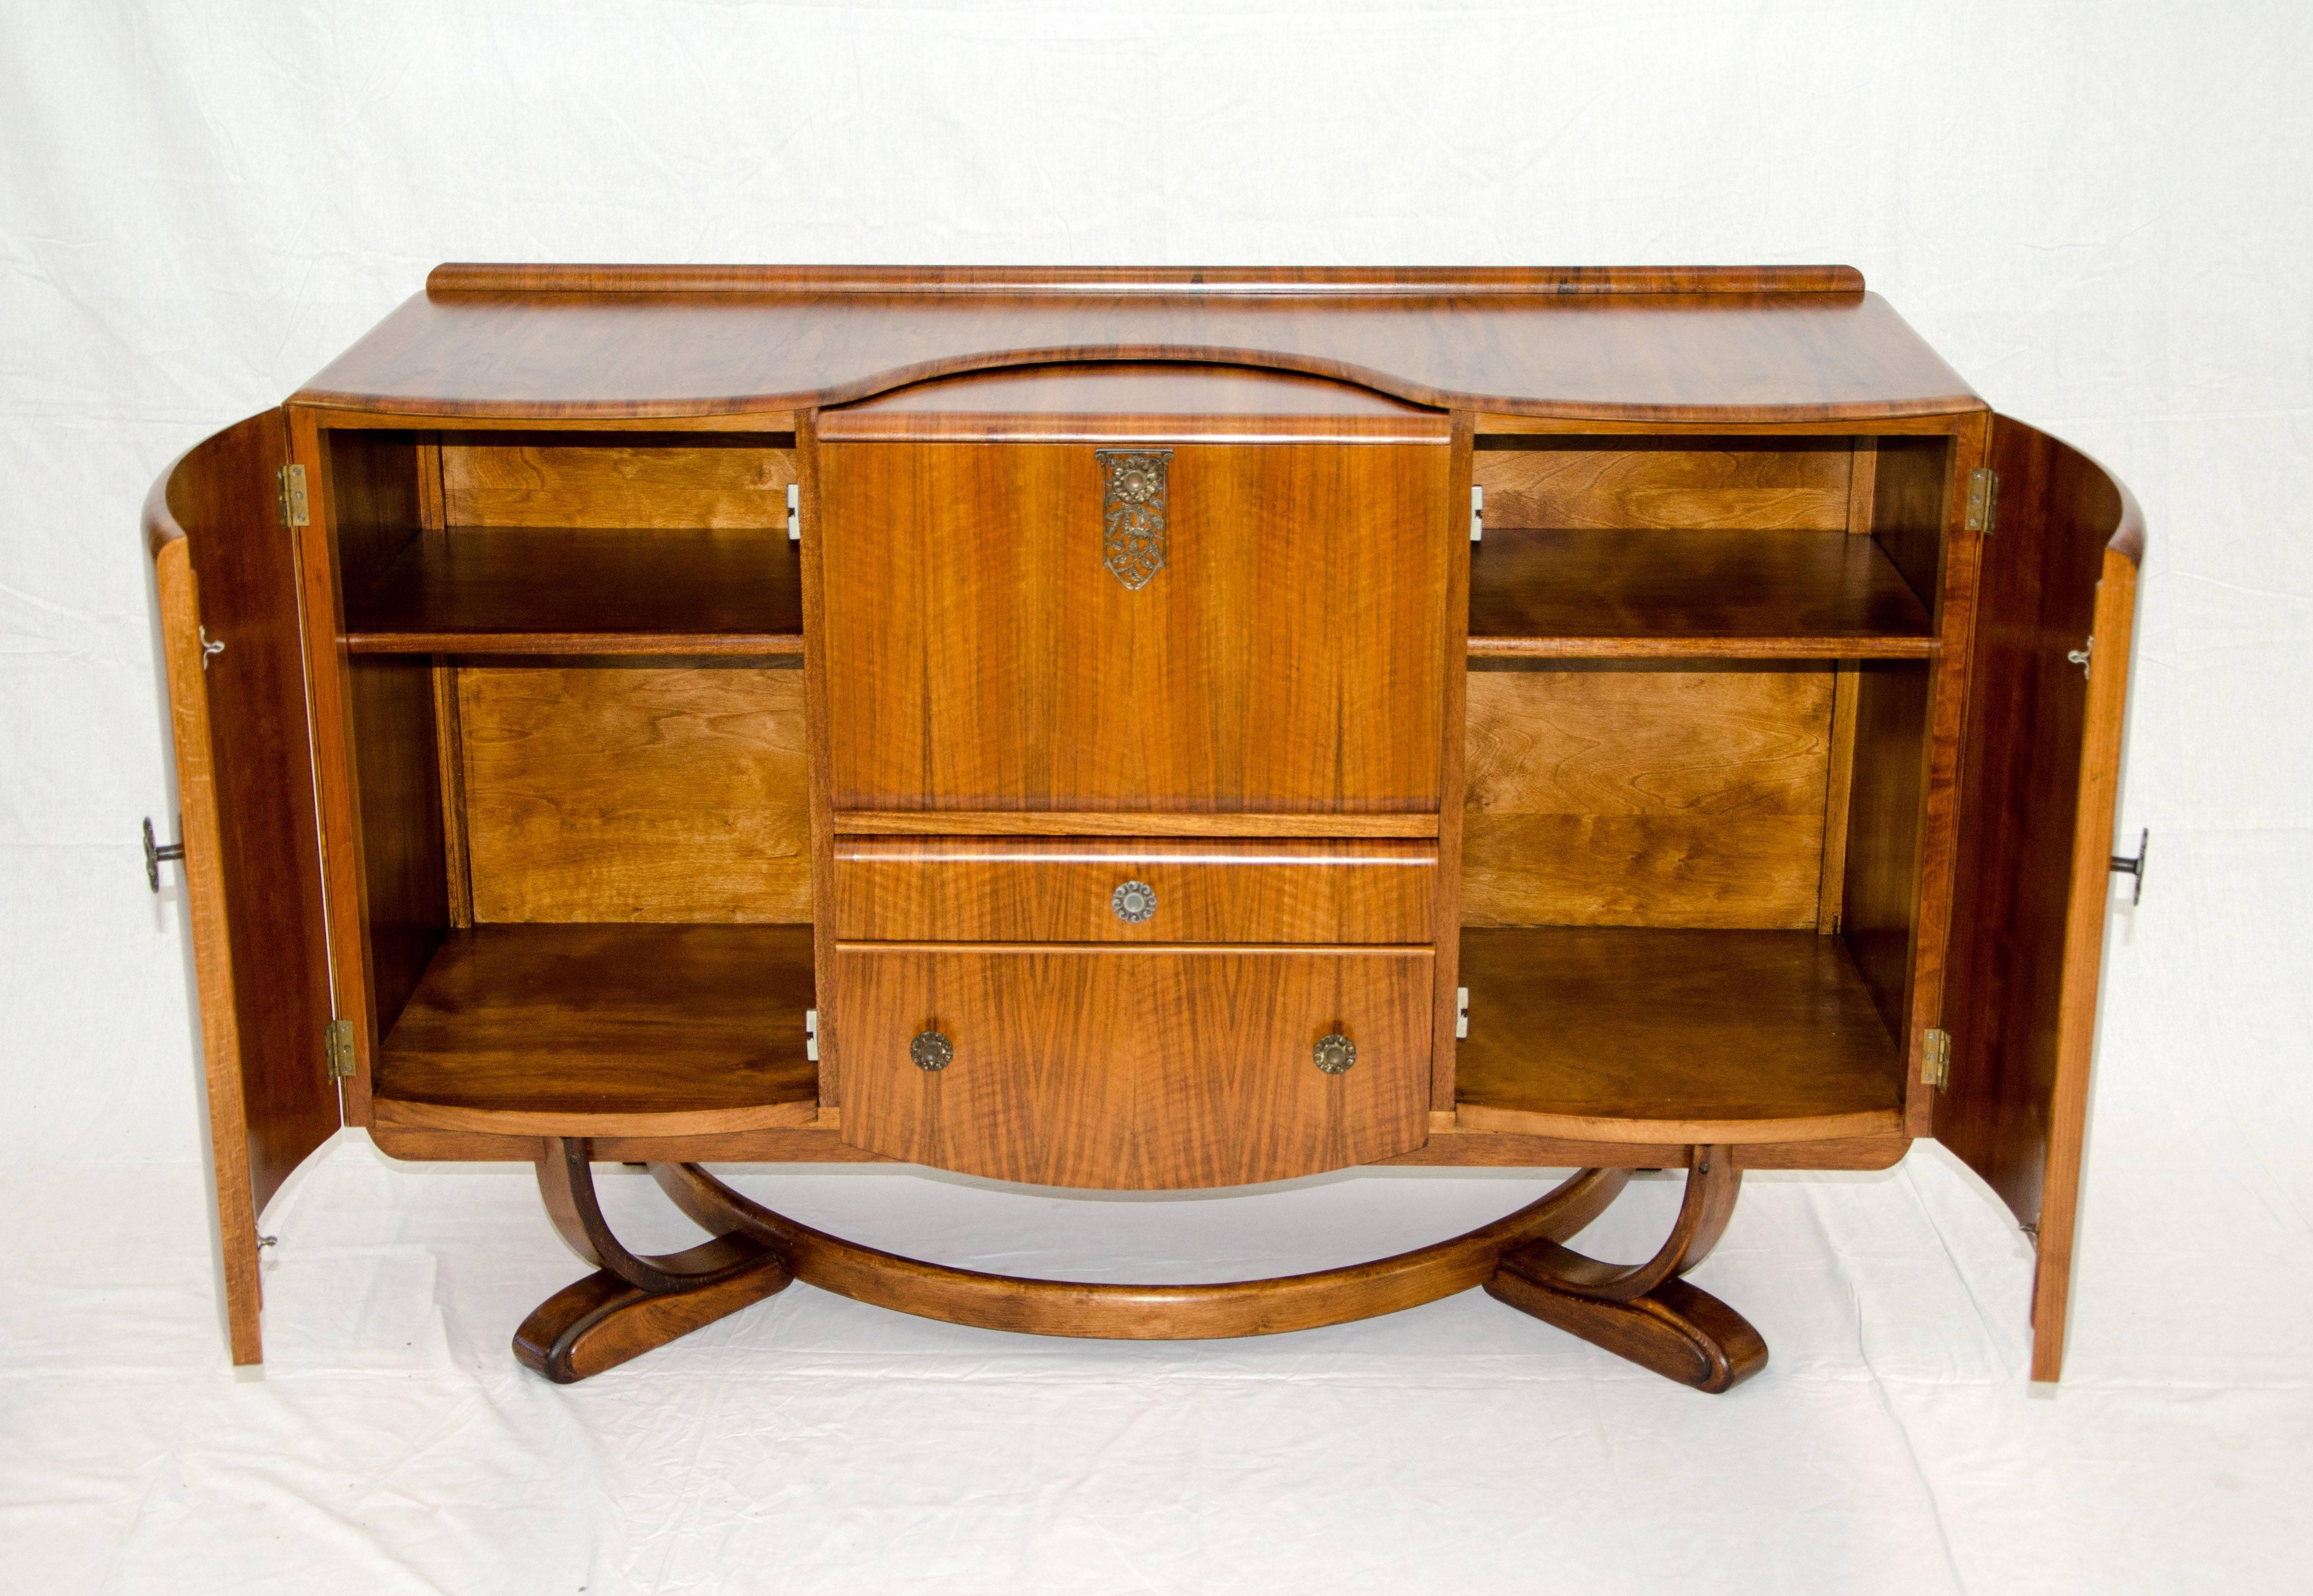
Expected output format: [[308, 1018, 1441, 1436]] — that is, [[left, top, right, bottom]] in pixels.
[[1940, 416, 2144, 1381]]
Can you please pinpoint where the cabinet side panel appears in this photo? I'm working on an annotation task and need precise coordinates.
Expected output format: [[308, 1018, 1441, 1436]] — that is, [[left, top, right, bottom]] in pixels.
[[1870, 437, 1950, 610], [1842, 659, 1930, 1038], [348, 656, 448, 1033], [156, 413, 339, 1349]]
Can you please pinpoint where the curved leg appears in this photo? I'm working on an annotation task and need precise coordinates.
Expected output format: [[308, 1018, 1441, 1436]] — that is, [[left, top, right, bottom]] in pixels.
[[515, 1138, 790, 1383], [654, 1161, 1632, 1340], [1485, 1144, 1767, 1393]]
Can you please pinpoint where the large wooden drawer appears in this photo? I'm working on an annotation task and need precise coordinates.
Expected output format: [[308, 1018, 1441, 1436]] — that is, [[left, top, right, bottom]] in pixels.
[[833, 836, 1437, 944], [834, 945, 1434, 1188]]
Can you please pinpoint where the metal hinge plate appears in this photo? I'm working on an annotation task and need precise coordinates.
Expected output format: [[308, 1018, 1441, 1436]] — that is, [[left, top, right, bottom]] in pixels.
[[805, 1008, 819, 1063], [1455, 986, 1470, 1040], [787, 482, 801, 543], [278, 464, 310, 529], [1964, 467, 1999, 535], [1469, 485, 1484, 543], [1922, 1027, 1951, 1089], [324, 1018, 356, 1080]]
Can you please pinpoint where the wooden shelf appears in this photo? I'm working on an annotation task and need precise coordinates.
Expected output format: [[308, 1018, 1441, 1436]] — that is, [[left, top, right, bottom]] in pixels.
[[342, 526, 803, 656], [1467, 529, 1937, 659], [1452, 926, 1905, 1143], [370, 923, 819, 1135]]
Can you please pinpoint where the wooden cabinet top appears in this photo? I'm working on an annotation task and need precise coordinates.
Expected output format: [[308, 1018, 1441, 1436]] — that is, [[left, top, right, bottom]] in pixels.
[[295, 264, 1983, 425]]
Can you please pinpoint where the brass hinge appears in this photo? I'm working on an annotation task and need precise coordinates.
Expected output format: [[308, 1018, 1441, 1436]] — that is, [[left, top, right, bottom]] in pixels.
[[1922, 1027, 1952, 1089], [324, 1018, 356, 1080], [1964, 467, 1999, 535], [278, 464, 310, 529]]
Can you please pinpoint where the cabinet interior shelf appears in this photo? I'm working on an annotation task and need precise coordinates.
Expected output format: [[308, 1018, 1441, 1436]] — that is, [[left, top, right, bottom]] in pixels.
[[1453, 926, 1906, 1143], [1467, 528, 1937, 659], [370, 923, 819, 1135], [342, 525, 804, 656]]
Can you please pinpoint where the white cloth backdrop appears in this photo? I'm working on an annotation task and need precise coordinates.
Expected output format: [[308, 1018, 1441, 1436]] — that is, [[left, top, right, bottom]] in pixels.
[[4, 2, 2309, 1591]]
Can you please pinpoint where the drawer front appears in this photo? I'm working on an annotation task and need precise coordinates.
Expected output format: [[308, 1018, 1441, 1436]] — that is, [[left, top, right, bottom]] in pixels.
[[818, 438, 1452, 816], [835, 946, 1434, 1188], [834, 836, 1436, 944]]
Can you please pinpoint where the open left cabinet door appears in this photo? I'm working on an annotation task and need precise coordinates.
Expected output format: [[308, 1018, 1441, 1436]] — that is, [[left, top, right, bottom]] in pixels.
[[148, 412, 340, 1365], [1940, 416, 2144, 1382]]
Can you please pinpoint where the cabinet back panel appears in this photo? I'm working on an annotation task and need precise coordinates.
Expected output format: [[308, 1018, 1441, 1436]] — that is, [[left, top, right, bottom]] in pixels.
[[439, 432, 797, 529], [1462, 664, 1834, 929], [459, 662, 812, 923], [1472, 437, 1854, 531]]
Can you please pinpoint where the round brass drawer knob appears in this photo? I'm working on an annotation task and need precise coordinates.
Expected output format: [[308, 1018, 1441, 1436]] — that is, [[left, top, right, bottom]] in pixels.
[[1313, 1033, 1358, 1075], [910, 1030, 954, 1072], [1111, 879, 1157, 924]]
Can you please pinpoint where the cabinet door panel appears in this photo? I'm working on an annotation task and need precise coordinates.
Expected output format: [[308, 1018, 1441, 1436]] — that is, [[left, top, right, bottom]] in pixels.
[[819, 439, 1450, 815], [1941, 416, 2142, 1381], [836, 946, 1434, 1188], [149, 412, 339, 1366]]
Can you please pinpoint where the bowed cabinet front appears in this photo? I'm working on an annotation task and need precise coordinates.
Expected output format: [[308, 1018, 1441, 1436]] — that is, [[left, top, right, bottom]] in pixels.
[[147, 264, 2140, 1389]]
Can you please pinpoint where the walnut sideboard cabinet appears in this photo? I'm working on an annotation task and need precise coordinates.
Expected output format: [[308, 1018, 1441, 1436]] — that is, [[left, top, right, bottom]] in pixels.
[[145, 265, 2142, 1393]]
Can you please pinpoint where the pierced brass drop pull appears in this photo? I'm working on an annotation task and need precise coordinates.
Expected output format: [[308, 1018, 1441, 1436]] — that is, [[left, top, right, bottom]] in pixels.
[[910, 1031, 953, 1073], [1313, 1033, 1357, 1075]]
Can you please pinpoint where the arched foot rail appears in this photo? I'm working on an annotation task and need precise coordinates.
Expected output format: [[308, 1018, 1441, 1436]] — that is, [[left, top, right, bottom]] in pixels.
[[1484, 1144, 1767, 1393], [652, 1161, 1631, 1340], [514, 1138, 790, 1383]]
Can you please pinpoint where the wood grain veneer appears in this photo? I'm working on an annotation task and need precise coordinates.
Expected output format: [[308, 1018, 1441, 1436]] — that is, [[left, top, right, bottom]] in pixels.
[[294, 268, 1983, 424], [1462, 664, 1836, 930], [1940, 417, 2143, 1381], [819, 361, 1447, 443], [835, 944, 1434, 1188], [1471, 436, 1853, 530], [820, 434, 1449, 816], [438, 432, 796, 528], [460, 662, 812, 923], [834, 836, 1435, 943]]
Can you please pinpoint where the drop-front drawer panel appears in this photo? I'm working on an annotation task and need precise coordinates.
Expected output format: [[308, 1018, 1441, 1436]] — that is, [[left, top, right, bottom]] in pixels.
[[834, 945, 1434, 1188], [833, 836, 1437, 944], [817, 437, 1452, 816]]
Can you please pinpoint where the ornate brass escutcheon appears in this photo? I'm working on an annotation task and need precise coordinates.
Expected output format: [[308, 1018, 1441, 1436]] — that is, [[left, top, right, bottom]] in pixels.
[[1313, 1033, 1358, 1075], [1110, 879, 1156, 923], [910, 1031, 954, 1072], [1096, 448, 1170, 589]]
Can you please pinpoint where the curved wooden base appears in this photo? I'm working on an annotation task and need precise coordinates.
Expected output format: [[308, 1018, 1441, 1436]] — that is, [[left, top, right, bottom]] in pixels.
[[510, 1142, 1766, 1389], [1484, 1266, 1766, 1393], [515, 1240, 793, 1383], [653, 1161, 1629, 1339], [1483, 1146, 1766, 1393]]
